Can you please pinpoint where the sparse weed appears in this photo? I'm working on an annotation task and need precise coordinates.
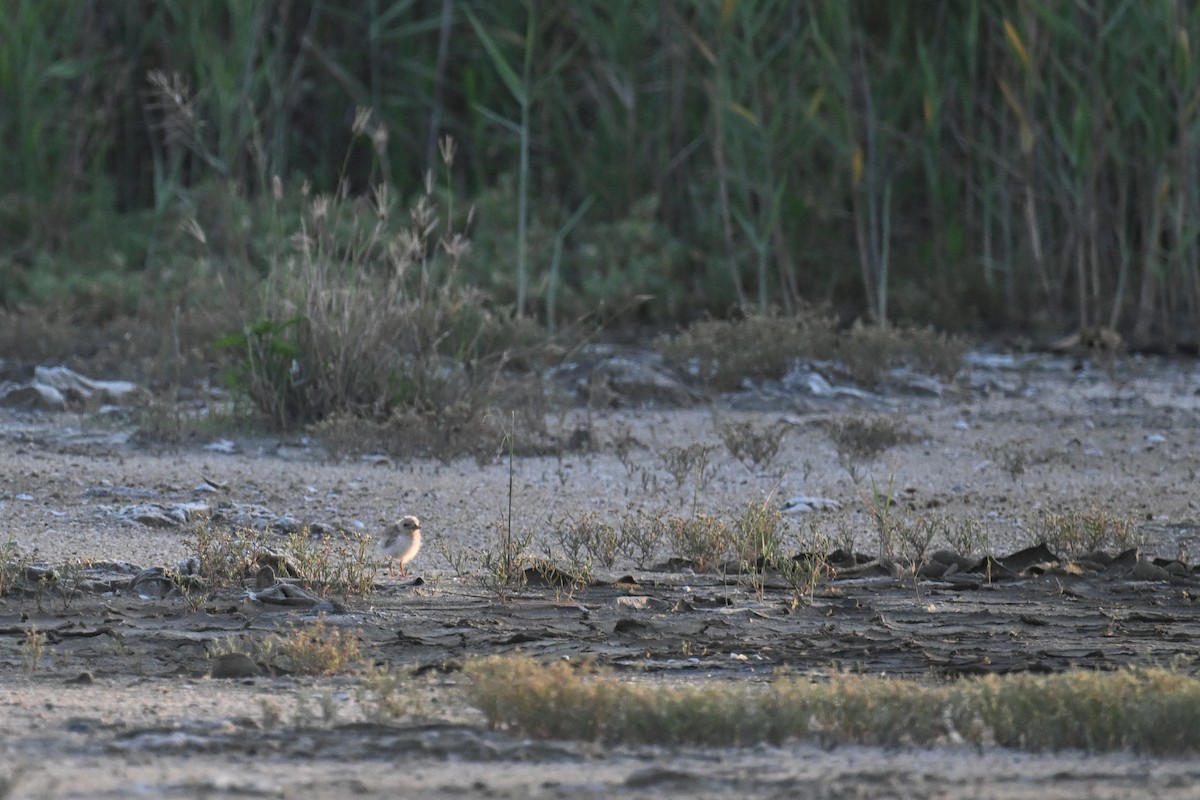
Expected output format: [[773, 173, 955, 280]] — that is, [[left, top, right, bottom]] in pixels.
[[895, 514, 945, 566], [666, 513, 731, 573], [478, 517, 535, 602], [203, 119, 558, 459], [826, 414, 915, 470], [943, 517, 988, 558], [830, 518, 859, 556], [716, 418, 788, 473], [184, 522, 377, 598], [733, 500, 787, 598], [283, 529, 377, 598], [0, 542, 34, 597], [863, 474, 899, 561], [22, 627, 46, 673], [611, 424, 641, 476], [55, 558, 88, 611], [617, 509, 667, 568], [530, 555, 592, 599], [259, 698, 284, 729], [435, 539, 474, 581], [185, 522, 270, 590], [782, 524, 832, 606], [733, 500, 786, 567], [984, 439, 1057, 480], [219, 619, 364, 676], [555, 511, 621, 569], [355, 663, 427, 722], [659, 443, 719, 491], [1037, 507, 1142, 554]]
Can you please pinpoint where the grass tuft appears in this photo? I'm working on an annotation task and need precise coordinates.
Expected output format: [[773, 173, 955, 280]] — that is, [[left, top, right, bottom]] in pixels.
[[1036, 507, 1143, 554]]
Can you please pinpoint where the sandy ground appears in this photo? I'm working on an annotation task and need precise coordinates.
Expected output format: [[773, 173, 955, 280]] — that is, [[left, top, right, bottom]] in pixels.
[[0, 350, 1199, 798]]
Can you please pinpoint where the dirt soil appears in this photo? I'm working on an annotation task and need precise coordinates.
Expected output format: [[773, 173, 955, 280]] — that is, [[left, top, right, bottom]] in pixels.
[[1, 350, 1200, 798]]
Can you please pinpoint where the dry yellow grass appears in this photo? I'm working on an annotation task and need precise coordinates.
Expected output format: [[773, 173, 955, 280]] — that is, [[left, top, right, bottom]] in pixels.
[[465, 655, 1200, 754]]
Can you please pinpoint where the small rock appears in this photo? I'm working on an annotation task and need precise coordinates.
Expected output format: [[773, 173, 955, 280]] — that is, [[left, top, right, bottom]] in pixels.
[[1131, 557, 1171, 582], [254, 565, 277, 590], [210, 653, 261, 679], [781, 495, 841, 513]]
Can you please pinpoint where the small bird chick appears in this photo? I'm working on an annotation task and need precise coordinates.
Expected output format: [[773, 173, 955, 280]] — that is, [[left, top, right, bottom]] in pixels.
[[379, 515, 422, 578]]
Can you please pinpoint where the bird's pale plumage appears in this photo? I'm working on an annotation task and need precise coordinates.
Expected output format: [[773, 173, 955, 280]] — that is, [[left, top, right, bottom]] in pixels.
[[380, 515, 422, 577]]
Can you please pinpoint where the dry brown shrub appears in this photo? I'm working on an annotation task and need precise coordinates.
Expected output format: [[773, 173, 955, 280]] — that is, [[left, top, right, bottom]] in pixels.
[[656, 311, 837, 391]]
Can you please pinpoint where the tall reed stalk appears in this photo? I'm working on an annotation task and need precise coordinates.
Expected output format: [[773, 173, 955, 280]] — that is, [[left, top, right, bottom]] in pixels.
[[8, 1, 1200, 341]]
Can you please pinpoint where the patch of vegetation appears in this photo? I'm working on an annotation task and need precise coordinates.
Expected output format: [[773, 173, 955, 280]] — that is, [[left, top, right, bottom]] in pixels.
[[984, 439, 1059, 480], [941, 517, 989, 558], [354, 664, 430, 723], [21, 627, 46, 673], [466, 656, 1200, 754], [477, 520, 535, 602], [658, 443, 719, 492], [715, 417, 789, 474], [833, 320, 968, 389], [666, 513, 732, 573], [617, 509, 668, 569], [657, 312, 837, 391], [826, 414, 917, 472], [554, 511, 620, 570], [658, 315, 967, 392], [781, 523, 832, 606], [213, 618, 363, 676], [213, 172, 556, 457], [1036, 507, 1142, 554], [0, 542, 34, 597], [184, 522, 377, 599]]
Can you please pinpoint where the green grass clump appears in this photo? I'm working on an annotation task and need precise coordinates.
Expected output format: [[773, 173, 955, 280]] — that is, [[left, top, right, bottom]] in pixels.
[[1036, 507, 1143, 554], [466, 656, 1200, 754]]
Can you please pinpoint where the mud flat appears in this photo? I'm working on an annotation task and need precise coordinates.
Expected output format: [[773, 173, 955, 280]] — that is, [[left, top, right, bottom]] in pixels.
[[1, 351, 1199, 798]]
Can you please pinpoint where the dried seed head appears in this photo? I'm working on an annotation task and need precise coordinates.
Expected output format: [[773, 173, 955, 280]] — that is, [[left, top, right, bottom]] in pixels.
[[181, 218, 207, 245], [439, 135, 457, 167], [372, 184, 390, 221], [352, 106, 372, 136], [372, 125, 389, 156], [290, 232, 315, 257], [410, 195, 436, 234], [440, 233, 471, 262], [309, 195, 330, 228]]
